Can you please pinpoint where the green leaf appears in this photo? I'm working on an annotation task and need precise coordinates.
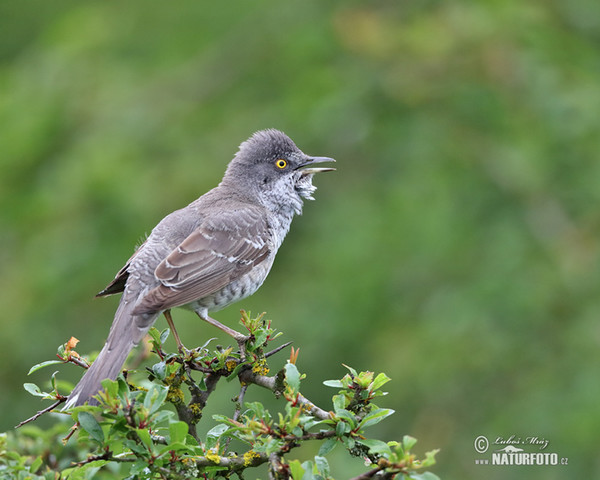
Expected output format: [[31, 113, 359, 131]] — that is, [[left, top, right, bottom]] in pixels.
[[322, 379, 343, 388], [78, 412, 104, 444], [301, 461, 316, 480], [100, 378, 119, 399], [371, 372, 391, 391], [357, 438, 391, 456], [409, 473, 441, 480], [129, 458, 149, 475], [123, 439, 149, 455], [27, 360, 63, 375], [151, 361, 167, 380], [158, 441, 193, 456], [342, 364, 358, 377], [421, 449, 440, 468], [253, 328, 268, 347], [335, 421, 349, 436], [117, 377, 130, 403], [50, 371, 59, 392], [160, 328, 170, 344], [403, 435, 417, 451], [358, 408, 395, 429], [314, 456, 330, 477], [332, 394, 346, 413], [341, 435, 356, 450], [335, 409, 357, 428], [23, 383, 48, 397], [143, 384, 168, 413], [206, 423, 228, 449], [318, 437, 338, 456], [148, 327, 161, 344], [284, 362, 301, 392], [153, 410, 175, 425], [136, 428, 153, 450], [169, 421, 189, 444], [288, 459, 305, 480], [30, 455, 43, 473]]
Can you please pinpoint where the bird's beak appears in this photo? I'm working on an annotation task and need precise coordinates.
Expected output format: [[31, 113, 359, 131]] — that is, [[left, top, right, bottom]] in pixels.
[[297, 156, 336, 175]]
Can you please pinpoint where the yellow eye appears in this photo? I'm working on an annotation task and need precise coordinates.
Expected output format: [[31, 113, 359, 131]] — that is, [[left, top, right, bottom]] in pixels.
[[276, 159, 287, 169]]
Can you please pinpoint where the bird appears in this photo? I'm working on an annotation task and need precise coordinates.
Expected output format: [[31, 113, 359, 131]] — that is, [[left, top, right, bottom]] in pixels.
[[63, 129, 335, 408]]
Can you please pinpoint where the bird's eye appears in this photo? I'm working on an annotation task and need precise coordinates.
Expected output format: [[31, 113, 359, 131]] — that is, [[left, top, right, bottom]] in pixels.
[[275, 159, 287, 169]]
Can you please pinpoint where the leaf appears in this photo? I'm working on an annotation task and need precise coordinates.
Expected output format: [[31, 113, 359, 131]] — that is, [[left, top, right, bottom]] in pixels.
[[27, 360, 63, 375], [100, 378, 119, 400], [371, 372, 391, 391], [147, 327, 161, 345], [153, 410, 175, 425], [335, 421, 349, 436], [314, 456, 330, 477], [334, 409, 357, 428], [143, 384, 168, 414], [206, 423, 228, 449], [160, 328, 170, 344], [78, 412, 104, 444], [30, 455, 43, 473], [357, 438, 391, 456], [253, 328, 268, 347], [318, 437, 338, 456], [129, 458, 149, 475], [136, 428, 154, 450], [409, 473, 441, 480], [322, 379, 343, 388], [23, 383, 49, 398], [117, 377, 130, 403], [284, 362, 301, 392], [403, 435, 417, 451], [421, 449, 440, 468], [332, 394, 346, 413], [151, 361, 167, 380], [358, 408, 395, 429], [50, 371, 59, 392], [342, 364, 358, 377], [288, 459, 305, 480], [169, 421, 189, 444]]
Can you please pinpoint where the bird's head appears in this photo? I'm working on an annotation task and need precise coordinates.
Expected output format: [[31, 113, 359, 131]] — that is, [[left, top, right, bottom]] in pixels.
[[222, 129, 335, 213]]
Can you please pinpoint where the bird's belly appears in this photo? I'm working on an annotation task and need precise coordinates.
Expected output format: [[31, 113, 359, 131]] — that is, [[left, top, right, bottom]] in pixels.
[[187, 261, 272, 313]]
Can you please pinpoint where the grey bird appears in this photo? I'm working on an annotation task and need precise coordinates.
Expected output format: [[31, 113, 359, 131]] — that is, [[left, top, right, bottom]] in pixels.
[[64, 129, 334, 408]]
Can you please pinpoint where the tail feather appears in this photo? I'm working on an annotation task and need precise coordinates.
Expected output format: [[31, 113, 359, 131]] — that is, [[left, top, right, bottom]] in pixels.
[[64, 293, 159, 409]]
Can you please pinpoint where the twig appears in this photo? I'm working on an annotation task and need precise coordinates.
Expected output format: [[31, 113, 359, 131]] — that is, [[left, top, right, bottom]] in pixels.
[[264, 341, 292, 358], [232, 384, 247, 423], [348, 466, 385, 480], [15, 399, 65, 428], [58, 352, 90, 369], [238, 370, 331, 421], [223, 384, 248, 451]]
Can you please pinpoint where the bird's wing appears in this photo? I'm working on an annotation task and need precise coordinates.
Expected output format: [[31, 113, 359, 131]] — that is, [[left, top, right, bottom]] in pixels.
[[133, 207, 271, 314], [96, 240, 148, 297]]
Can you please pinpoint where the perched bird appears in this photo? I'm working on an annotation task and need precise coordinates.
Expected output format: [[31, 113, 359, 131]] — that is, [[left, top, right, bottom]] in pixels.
[[64, 129, 335, 408]]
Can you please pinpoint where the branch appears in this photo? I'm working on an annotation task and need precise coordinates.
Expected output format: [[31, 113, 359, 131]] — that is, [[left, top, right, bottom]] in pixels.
[[15, 399, 65, 428], [239, 369, 331, 421]]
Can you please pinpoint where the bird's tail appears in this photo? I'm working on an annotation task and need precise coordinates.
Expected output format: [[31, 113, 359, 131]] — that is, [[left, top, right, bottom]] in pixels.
[[63, 293, 159, 409]]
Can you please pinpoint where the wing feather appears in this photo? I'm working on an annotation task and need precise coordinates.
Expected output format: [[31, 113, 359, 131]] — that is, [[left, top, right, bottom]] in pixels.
[[133, 207, 270, 314]]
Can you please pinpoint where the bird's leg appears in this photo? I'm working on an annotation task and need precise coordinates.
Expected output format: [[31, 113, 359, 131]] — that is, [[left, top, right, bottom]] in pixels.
[[163, 309, 186, 353], [196, 312, 250, 360]]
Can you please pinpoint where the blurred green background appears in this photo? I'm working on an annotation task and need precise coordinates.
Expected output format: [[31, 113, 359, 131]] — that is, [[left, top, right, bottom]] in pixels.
[[1, 0, 599, 478]]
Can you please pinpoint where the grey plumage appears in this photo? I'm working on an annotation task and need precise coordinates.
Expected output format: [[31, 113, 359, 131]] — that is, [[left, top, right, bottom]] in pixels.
[[64, 129, 334, 408]]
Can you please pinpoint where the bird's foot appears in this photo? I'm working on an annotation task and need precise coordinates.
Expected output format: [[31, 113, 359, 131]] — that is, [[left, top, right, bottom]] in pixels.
[[233, 333, 251, 362]]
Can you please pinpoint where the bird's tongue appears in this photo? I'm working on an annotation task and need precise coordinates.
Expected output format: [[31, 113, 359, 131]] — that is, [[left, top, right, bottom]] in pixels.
[[299, 166, 336, 176], [297, 156, 336, 176]]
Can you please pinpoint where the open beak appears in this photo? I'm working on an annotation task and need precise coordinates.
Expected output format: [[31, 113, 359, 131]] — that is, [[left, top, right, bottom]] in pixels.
[[297, 156, 336, 175]]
